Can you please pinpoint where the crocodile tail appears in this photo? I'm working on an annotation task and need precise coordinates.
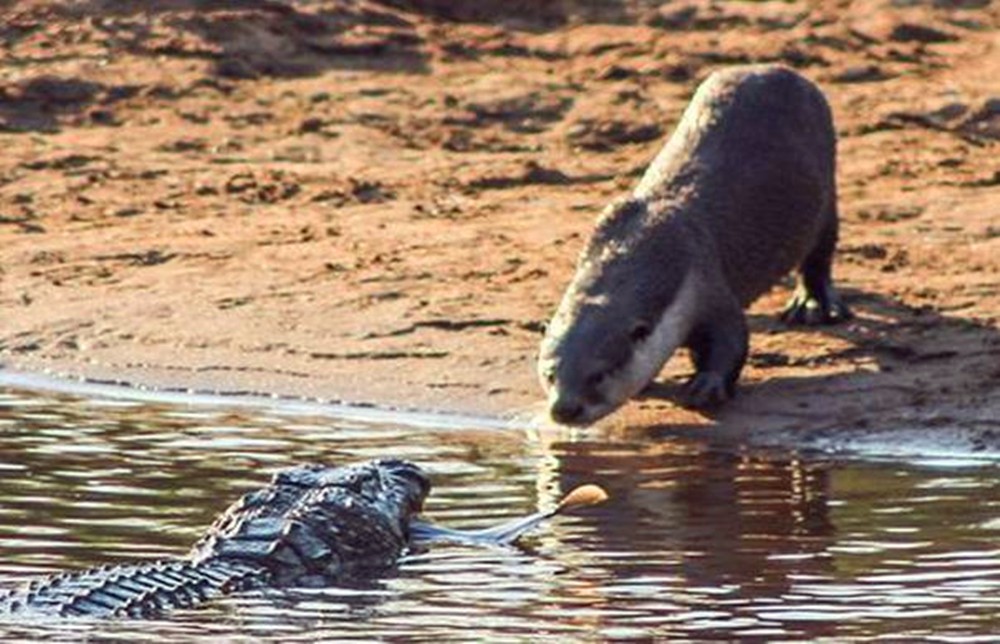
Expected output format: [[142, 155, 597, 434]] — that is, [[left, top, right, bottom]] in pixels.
[[0, 558, 266, 619]]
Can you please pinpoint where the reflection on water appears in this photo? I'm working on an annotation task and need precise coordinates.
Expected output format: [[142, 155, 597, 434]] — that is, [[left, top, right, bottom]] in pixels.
[[0, 384, 998, 640]]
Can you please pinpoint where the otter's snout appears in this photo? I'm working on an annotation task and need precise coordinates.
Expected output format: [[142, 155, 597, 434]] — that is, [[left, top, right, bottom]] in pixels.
[[539, 351, 592, 425], [539, 337, 619, 426], [549, 396, 585, 425]]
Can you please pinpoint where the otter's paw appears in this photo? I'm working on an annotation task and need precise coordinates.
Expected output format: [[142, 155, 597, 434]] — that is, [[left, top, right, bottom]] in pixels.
[[781, 290, 852, 326], [680, 372, 734, 409]]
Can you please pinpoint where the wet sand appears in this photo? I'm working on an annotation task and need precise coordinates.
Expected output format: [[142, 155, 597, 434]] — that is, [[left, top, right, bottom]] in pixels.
[[1, 1, 998, 453]]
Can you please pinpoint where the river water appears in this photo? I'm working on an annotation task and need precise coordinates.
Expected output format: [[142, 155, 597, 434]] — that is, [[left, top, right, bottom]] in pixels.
[[0, 379, 997, 641]]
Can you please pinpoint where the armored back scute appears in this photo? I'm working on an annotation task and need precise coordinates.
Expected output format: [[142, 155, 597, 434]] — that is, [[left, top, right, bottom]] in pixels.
[[0, 459, 432, 619]]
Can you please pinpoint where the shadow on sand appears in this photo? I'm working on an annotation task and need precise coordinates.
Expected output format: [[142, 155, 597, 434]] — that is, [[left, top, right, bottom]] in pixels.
[[633, 287, 1000, 450]]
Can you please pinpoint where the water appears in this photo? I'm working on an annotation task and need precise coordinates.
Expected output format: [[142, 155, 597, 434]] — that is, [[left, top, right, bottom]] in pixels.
[[0, 381, 998, 641]]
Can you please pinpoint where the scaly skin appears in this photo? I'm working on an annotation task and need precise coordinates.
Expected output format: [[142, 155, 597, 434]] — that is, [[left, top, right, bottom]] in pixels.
[[0, 459, 430, 619], [0, 559, 263, 619]]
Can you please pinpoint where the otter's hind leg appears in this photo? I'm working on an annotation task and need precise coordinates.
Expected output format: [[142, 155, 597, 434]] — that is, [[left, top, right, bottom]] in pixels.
[[781, 212, 852, 325], [681, 304, 749, 409]]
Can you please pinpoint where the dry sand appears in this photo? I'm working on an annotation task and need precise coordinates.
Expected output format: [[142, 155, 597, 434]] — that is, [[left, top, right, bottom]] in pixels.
[[1, 1, 998, 454]]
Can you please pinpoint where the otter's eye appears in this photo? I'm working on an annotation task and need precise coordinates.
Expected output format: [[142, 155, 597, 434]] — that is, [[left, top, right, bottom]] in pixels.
[[630, 323, 651, 343], [586, 372, 606, 388]]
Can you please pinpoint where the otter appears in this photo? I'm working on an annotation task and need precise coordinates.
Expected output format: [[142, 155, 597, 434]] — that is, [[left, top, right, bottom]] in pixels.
[[538, 65, 851, 425]]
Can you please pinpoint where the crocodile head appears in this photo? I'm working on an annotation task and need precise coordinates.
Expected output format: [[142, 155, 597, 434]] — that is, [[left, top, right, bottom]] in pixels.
[[187, 459, 431, 585]]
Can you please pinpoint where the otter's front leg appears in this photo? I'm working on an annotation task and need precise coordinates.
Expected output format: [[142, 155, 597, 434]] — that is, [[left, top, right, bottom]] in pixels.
[[680, 305, 749, 409]]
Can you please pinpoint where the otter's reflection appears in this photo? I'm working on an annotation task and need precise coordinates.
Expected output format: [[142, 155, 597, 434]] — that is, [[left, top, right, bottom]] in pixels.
[[546, 435, 836, 631]]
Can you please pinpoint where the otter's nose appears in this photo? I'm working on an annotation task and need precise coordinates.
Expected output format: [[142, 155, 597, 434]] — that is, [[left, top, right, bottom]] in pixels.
[[550, 398, 584, 425]]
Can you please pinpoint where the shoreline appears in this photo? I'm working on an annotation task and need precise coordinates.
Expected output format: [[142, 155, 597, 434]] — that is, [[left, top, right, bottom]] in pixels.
[[0, 366, 517, 431], [3, 365, 997, 464]]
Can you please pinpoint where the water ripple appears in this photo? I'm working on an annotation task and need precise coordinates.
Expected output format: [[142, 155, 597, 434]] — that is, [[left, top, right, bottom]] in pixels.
[[0, 384, 997, 639]]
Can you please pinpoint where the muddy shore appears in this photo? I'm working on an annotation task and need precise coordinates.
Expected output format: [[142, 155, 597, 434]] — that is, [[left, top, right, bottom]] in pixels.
[[1, 1, 998, 453]]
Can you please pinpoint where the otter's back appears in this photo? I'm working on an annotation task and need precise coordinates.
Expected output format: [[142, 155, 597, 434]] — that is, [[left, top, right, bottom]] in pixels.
[[637, 66, 837, 305]]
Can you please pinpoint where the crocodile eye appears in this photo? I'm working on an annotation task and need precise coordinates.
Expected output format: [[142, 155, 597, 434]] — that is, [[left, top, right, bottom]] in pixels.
[[630, 322, 651, 343]]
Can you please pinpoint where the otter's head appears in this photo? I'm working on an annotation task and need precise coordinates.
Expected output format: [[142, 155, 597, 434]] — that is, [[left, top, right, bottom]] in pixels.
[[538, 198, 696, 425]]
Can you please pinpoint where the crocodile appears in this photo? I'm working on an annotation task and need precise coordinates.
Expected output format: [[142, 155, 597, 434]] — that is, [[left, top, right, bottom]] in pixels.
[[0, 459, 607, 619]]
